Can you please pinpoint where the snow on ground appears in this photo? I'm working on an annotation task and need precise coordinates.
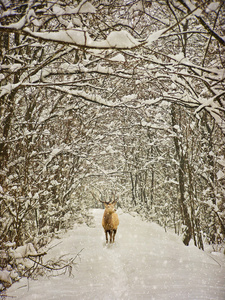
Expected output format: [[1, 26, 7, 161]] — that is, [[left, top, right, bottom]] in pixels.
[[7, 209, 225, 300]]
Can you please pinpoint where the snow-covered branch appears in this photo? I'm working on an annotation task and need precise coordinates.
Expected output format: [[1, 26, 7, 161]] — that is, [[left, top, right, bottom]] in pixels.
[[177, 0, 225, 46]]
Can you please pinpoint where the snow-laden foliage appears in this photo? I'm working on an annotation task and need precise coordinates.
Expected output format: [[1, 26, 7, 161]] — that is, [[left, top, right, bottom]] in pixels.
[[0, 0, 224, 266]]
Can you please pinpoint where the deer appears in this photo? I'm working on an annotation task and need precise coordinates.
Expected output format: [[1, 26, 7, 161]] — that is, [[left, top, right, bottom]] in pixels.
[[100, 196, 119, 244]]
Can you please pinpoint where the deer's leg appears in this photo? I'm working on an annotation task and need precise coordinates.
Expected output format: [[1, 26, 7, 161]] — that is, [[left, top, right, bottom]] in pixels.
[[113, 229, 117, 243], [105, 230, 109, 243], [109, 230, 113, 243]]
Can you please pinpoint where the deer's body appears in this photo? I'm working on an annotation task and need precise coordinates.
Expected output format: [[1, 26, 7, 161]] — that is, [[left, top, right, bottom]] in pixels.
[[102, 202, 119, 243]]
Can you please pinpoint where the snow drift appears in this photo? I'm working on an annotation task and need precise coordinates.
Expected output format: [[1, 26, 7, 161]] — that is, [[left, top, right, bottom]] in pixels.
[[6, 209, 225, 299]]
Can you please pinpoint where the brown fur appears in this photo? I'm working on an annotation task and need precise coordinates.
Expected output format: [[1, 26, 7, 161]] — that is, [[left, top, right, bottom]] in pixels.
[[102, 202, 119, 243]]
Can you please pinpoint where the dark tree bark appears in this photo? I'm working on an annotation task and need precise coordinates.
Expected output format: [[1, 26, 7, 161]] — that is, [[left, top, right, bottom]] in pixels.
[[171, 105, 192, 246]]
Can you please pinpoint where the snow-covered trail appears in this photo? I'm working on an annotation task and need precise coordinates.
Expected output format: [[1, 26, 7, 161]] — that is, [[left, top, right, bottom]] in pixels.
[[7, 209, 225, 300]]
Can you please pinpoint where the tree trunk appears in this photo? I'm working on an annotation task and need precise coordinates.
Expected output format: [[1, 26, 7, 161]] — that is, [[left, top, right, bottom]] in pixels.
[[171, 105, 192, 246]]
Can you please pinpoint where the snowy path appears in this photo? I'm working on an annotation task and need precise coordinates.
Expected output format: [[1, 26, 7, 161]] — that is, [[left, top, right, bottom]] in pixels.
[[7, 209, 225, 300]]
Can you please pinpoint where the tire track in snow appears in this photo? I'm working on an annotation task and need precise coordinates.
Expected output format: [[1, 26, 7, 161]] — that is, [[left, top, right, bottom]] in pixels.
[[102, 244, 128, 299]]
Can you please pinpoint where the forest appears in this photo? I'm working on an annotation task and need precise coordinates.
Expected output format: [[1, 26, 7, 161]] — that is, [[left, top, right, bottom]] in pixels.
[[0, 0, 225, 287]]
